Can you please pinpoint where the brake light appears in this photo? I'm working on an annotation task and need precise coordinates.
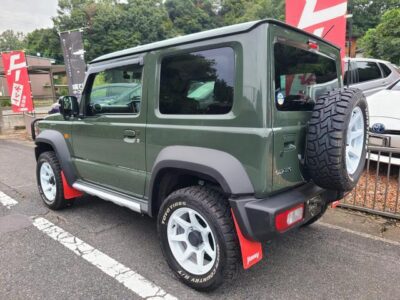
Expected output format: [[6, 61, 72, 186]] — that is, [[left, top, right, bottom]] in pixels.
[[308, 41, 319, 51], [275, 204, 304, 232]]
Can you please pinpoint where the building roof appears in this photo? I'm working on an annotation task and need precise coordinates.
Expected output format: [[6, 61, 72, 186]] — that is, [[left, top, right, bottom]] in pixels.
[[91, 19, 340, 64], [0, 65, 65, 76]]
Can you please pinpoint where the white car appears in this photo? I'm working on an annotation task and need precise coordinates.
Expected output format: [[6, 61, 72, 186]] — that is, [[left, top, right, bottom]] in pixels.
[[344, 57, 400, 96], [367, 79, 400, 165]]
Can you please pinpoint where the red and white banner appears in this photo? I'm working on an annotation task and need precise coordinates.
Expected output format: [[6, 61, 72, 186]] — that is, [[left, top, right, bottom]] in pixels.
[[1, 51, 34, 113], [286, 0, 348, 60]]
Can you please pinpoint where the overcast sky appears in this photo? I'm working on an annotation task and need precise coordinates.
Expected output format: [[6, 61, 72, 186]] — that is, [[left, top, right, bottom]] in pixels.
[[0, 0, 58, 33]]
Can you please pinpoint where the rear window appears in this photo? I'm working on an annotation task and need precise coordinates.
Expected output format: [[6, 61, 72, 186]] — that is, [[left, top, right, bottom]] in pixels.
[[274, 42, 339, 111]]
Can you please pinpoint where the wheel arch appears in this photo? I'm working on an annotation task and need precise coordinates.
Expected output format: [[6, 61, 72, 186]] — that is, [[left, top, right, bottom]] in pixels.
[[35, 130, 77, 186], [148, 146, 254, 217]]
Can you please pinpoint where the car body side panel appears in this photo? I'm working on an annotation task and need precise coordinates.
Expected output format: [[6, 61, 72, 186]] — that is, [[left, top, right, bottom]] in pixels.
[[35, 128, 76, 185], [70, 57, 147, 198], [144, 25, 274, 199]]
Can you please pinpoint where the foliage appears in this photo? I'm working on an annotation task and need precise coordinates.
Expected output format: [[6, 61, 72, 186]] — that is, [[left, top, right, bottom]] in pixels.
[[349, 0, 400, 38], [12, 0, 400, 64], [0, 30, 26, 52], [220, 0, 284, 25], [25, 28, 63, 62], [52, 0, 175, 61], [359, 9, 400, 64], [165, 0, 221, 34]]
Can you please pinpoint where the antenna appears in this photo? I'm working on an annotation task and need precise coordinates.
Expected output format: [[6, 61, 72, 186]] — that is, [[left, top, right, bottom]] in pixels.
[[322, 25, 335, 39]]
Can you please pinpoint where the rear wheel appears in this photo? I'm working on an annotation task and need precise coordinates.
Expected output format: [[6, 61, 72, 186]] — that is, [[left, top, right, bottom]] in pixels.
[[157, 186, 239, 291], [36, 151, 72, 210], [306, 88, 368, 191]]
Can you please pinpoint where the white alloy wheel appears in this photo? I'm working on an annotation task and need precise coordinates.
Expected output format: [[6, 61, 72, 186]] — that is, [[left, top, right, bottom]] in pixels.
[[40, 162, 57, 202], [167, 207, 217, 275], [346, 106, 365, 175]]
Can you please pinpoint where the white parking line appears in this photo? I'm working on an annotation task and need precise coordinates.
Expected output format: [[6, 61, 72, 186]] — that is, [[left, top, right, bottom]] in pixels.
[[0, 191, 18, 209], [318, 222, 400, 247], [32, 217, 177, 300]]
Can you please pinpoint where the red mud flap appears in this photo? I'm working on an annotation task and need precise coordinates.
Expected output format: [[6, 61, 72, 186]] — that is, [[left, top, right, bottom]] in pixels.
[[331, 200, 340, 208], [61, 171, 83, 199], [231, 209, 263, 269]]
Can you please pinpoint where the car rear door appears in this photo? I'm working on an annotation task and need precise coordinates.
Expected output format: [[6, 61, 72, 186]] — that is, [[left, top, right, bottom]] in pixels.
[[269, 26, 341, 192], [70, 57, 147, 198], [353, 61, 384, 96]]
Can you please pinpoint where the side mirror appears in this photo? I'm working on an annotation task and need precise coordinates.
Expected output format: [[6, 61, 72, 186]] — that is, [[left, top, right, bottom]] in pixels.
[[59, 96, 79, 119]]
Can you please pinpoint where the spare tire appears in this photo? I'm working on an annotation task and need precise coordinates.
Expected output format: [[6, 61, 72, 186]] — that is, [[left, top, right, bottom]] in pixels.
[[306, 88, 368, 191]]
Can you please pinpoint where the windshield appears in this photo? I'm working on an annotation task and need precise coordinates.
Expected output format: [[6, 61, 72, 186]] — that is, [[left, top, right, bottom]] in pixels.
[[187, 81, 215, 101], [274, 42, 339, 111]]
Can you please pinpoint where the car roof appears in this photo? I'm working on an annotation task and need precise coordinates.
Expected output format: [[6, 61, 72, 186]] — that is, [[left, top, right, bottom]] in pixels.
[[91, 19, 340, 64], [344, 57, 391, 64]]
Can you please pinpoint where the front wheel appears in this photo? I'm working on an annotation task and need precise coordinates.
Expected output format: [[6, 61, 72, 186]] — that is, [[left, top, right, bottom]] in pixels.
[[36, 151, 72, 210], [157, 186, 239, 291]]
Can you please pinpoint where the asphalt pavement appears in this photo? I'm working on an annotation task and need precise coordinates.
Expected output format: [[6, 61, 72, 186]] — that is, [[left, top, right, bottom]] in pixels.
[[1, 139, 400, 299]]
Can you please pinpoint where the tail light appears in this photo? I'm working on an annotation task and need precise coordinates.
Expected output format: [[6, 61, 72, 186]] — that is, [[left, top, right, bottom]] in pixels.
[[275, 204, 304, 232]]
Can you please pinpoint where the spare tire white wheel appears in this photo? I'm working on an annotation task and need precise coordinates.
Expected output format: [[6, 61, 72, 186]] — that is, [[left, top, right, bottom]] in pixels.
[[306, 88, 368, 192]]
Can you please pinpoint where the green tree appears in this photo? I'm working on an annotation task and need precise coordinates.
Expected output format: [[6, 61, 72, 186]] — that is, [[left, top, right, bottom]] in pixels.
[[165, 0, 221, 34], [25, 28, 63, 62], [349, 0, 400, 37], [359, 9, 400, 64], [220, 0, 284, 25], [0, 30, 26, 51], [53, 0, 174, 61]]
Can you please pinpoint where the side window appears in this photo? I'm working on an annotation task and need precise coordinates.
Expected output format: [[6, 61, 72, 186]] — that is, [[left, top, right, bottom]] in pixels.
[[159, 47, 235, 115], [274, 42, 339, 111], [379, 63, 392, 78], [356, 61, 382, 82], [86, 64, 142, 115]]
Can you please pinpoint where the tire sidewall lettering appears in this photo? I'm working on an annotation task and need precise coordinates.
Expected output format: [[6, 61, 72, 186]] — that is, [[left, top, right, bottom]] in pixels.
[[159, 196, 224, 286]]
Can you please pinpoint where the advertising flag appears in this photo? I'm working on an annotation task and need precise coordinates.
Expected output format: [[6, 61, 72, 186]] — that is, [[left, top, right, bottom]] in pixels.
[[1, 51, 34, 113], [286, 0, 348, 60], [60, 30, 86, 98]]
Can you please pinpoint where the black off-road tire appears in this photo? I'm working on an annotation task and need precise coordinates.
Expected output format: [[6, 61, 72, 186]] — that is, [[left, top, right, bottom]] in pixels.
[[36, 151, 73, 210], [306, 88, 368, 191], [157, 186, 240, 291]]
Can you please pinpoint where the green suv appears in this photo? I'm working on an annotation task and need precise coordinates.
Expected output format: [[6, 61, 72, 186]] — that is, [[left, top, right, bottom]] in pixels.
[[33, 19, 368, 291]]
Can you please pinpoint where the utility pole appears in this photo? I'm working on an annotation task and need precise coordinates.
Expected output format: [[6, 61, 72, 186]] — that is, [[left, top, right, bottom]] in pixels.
[[346, 0, 353, 58]]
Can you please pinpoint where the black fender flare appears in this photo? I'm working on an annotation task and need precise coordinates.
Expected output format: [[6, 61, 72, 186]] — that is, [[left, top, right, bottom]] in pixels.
[[34, 130, 77, 185], [148, 146, 254, 215]]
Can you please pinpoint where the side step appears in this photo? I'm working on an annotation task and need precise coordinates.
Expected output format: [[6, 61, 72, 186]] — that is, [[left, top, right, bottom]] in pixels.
[[73, 181, 145, 213]]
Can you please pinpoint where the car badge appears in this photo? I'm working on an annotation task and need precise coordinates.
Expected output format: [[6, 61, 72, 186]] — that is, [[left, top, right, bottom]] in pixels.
[[371, 123, 385, 134]]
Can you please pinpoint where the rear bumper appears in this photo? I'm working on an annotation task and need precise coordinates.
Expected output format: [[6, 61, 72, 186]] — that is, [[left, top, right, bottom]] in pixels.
[[229, 183, 341, 242]]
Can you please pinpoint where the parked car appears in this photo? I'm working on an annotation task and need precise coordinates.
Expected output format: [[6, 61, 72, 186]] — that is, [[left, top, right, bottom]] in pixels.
[[368, 79, 400, 165], [344, 57, 400, 96], [32, 19, 368, 291]]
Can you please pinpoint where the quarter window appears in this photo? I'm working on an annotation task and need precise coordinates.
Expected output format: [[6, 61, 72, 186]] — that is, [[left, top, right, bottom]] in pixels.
[[274, 42, 339, 111], [379, 63, 392, 78], [159, 47, 235, 115], [356, 61, 382, 82], [85, 64, 142, 115]]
